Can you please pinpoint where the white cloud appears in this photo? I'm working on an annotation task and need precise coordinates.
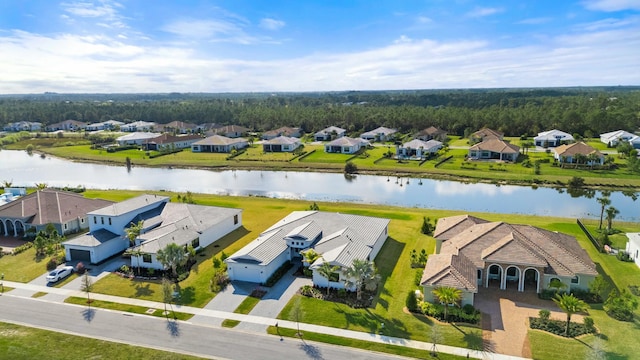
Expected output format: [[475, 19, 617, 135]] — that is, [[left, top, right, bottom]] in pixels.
[[466, 7, 504, 18], [583, 0, 640, 11], [61, 0, 127, 29], [416, 16, 433, 24], [517, 17, 553, 25], [162, 19, 241, 39], [260, 18, 285, 31]]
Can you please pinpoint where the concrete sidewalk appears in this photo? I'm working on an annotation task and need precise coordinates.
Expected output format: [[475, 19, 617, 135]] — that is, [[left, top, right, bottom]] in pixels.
[[1, 280, 529, 360]]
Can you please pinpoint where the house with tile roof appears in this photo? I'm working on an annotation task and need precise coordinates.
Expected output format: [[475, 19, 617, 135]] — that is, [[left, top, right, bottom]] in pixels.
[[469, 128, 503, 144], [212, 124, 250, 138], [262, 136, 301, 152], [360, 126, 397, 142], [261, 126, 302, 140], [315, 126, 346, 141], [421, 215, 598, 306], [0, 189, 113, 238], [397, 139, 443, 160], [141, 133, 203, 151], [534, 129, 574, 147], [324, 137, 369, 154], [416, 126, 447, 142], [191, 135, 249, 153], [160, 121, 198, 134], [553, 142, 604, 165], [225, 211, 389, 289], [468, 139, 520, 162]]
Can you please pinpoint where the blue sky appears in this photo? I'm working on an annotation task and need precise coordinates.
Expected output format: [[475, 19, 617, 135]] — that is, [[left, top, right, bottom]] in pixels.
[[1, 0, 639, 93]]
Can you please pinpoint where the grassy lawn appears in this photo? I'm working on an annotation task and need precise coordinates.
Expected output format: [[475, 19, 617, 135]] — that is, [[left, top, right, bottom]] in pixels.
[[31, 292, 47, 298], [0, 321, 202, 359], [234, 295, 261, 314], [298, 149, 352, 163], [64, 296, 193, 320], [0, 247, 51, 283]]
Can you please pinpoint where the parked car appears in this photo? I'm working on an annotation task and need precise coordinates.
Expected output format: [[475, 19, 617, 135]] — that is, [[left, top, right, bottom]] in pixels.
[[46, 266, 74, 283]]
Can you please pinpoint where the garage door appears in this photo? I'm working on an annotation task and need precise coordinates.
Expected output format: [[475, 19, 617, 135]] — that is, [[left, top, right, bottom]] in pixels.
[[69, 249, 91, 262], [230, 264, 261, 283]]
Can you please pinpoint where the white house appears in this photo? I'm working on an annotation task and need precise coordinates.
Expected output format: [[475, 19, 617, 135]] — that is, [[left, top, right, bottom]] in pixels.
[[116, 132, 162, 146], [360, 127, 397, 142], [397, 139, 442, 160], [141, 134, 203, 151], [625, 233, 640, 268], [86, 120, 124, 131], [314, 126, 346, 141], [600, 130, 636, 147], [262, 136, 301, 152], [191, 135, 249, 153], [534, 129, 574, 147], [120, 121, 157, 132], [46, 120, 88, 132], [324, 137, 368, 154], [631, 135, 640, 149], [3, 121, 42, 132], [225, 211, 389, 288]]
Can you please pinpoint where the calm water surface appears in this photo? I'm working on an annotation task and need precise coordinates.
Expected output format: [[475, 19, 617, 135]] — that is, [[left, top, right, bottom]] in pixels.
[[1, 150, 638, 221]]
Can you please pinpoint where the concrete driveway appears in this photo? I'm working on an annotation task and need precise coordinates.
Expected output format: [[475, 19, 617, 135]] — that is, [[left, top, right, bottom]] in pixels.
[[474, 287, 585, 358]]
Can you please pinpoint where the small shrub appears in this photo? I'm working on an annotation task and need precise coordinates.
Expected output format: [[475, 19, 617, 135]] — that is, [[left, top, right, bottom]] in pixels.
[[583, 317, 595, 333], [46, 258, 58, 271], [303, 267, 313, 277], [539, 309, 550, 321], [264, 261, 293, 287], [414, 269, 423, 287], [212, 257, 222, 269], [210, 268, 229, 292], [119, 265, 130, 274], [337, 288, 347, 298], [220, 251, 228, 261], [406, 291, 418, 312]]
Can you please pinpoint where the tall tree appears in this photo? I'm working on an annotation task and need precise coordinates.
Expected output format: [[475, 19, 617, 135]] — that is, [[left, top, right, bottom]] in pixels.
[[125, 220, 144, 247], [157, 243, 187, 279], [80, 272, 94, 307], [162, 277, 176, 319], [597, 196, 611, 230], [605, 206, 619, 232], [342, 259, 380, 300], [553, 293, 589, 336], [317, 261, 340, 295], [432, 286, 462, 322]]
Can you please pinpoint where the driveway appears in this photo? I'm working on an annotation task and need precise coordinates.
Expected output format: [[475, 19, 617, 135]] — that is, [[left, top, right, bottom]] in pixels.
[[474, 287, 585, 358]]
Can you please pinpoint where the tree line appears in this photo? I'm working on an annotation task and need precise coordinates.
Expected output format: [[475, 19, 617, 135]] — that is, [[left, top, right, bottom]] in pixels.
[[1, 87, 639, 137]]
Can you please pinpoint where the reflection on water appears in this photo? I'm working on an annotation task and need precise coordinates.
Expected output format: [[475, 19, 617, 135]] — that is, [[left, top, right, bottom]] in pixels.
[[1, 150, 638, 221]]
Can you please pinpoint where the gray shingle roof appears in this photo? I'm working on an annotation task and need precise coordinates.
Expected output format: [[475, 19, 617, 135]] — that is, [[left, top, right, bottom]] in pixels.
[[63, 228, 121, 247]]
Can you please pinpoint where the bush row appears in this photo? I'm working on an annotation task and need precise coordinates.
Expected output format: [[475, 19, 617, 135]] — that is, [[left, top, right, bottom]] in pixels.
[[530, 317, 595, 337], [264, 261, 293, 287]]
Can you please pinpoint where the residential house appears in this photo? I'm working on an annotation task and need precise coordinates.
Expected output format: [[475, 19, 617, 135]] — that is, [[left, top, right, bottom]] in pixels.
[[416, 126, 447, 142], [553, 142, 604, 165], [120, 121, 157, 132], [0, 189, 113, 238], [360, 126, 397, 142], [468, 139, 520, 162], [225, 211, 389, 290], [86, 120, 124, 131], [397, 139, 442, 160], [261, 126, 302, 140], [262, 136, 301, 152], [469, 128, 503, 144], [421, 215, 598, 306], [116, 132, 162, 146], [160, 121, 198, 134], [191, 135, 249, 153], [630, 135, 640, 149], [46, 120, 88, 132], [625, 233, 640, 268], [195, 123, 220, 133], [212, 125, 250, 138], [600, 130, 636, 147], [141, 134, 202, 151], [324, 137, 368, 154], [314, 126, 346, 141], [533, 129, 574, 147], [3, 121, 42, 132]]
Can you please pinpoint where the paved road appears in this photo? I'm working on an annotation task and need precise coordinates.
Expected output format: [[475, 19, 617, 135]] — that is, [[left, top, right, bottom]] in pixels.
[[0, 294, 405, 360]]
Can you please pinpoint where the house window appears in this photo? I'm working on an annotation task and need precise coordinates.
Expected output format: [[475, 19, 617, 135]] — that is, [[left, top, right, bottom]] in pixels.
[[63, 224, 67, 230], [571, 276, 579, 284], [94, 216, 97, 224], [142, 254, 152, 263], [234, 214, 238, 225], [108, 218, 112, 225], [101, 217, 104, 225], [477, 269, 482, 280], [81, 218, 84, 223], [192, 238, 200, 248]]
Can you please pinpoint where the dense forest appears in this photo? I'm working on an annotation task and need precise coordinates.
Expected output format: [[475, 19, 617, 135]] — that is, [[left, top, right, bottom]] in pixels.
[[1, 87, 639, 137]]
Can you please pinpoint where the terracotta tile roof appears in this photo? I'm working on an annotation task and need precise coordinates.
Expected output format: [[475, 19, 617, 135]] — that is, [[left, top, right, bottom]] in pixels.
[[421, 252, 478, 292], [471, 128, 503, 141], [469, 138, 520, 154], [554, 142, 603, 158], [433, 214, 489, 240], [214, 124, 250, 134], [481, 232, 547, 267], [193, 135, 248, 146], [142, 133, 202, 145]]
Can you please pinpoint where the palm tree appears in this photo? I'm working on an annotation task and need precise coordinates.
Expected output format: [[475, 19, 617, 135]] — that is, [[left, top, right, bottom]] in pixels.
[[157, 243, 187, 279], [597, 196, 611, 230], [317, 260, 340, 295], [432, 286, 462, 322], [125, 220, 144, 247], [553, 293, 589, 336], [2, 180, 12, 188], [302, 249, 320, 267], [35, 182, 48, 190], [605, 206, 619, 232], [342, 259, 380, 300]]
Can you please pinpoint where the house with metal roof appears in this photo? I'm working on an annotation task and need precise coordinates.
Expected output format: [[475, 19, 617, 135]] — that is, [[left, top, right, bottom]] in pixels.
[[191, 135, 248, 153], [534, 129, 574, 147], [624, 233, 640, 268], [116, 132, 162, 146], [225, 211, 389, 288], [324, 137, 369, 154], [421, 215, 598, 306], [86, 120, 124, 131], [120, 121, 157, 132], [46, 120, 88, 132], [315, 126, 346, 141], [397, 139, 442, 160], [262, 136, 301, 152], [468, 138, 520, 162], [600, 130, 637, 147], [360, 126, 397, 142]]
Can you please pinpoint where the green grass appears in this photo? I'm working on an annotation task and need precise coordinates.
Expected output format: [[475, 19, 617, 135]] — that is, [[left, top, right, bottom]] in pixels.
[[0, 321, 203, 359], [298, 149, 352, 163], [267, 326, 468, 360], [0, 248, 52, 283], [31, 292, 47, 298], [221, 319, 241, 328], [234, 295, 261, 314], [64, 296, 193, 321]]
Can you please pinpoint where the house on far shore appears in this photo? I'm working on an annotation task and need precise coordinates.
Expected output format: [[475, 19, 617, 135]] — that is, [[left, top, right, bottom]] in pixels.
[[86, 120, 124, 131], [468, 139, 519, 162], [191, 135, 249, 153], [212, 125, 250, 138], [160, 121, 198, 134], [261, 126, 302, 140], [600, 130, 637, 147], [262, 136, 301, 152], [3, 121, 42, 132], [553, 142, 604, 165], [625, 233, 640, 268], [324, 137, 368, 154], [397, 139, 442, 160], [141, 133, 202, 151], [421, 215, 598, 306], [46, 120, 88, 132], [314, 126, 346, 141], [416, 126, 447, 142], [360, 126, 397, 142], [120, 121, 157, 132], [225, 211, 389, 290], [534, 129, 574, 147], [469, 128, 503, 144], [116, 132, 162, 146]]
